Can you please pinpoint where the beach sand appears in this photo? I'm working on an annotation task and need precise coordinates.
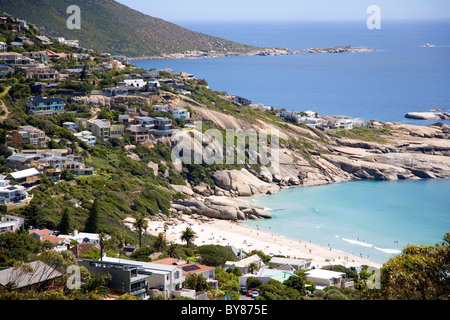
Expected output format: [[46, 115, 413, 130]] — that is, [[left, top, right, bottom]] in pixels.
[[126, 214, 382, 269]]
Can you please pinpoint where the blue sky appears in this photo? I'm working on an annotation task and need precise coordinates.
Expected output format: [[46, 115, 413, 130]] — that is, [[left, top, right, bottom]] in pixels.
[[116, 0, 450, 22]]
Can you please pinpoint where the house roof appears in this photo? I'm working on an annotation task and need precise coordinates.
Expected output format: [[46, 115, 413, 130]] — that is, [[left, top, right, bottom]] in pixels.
[[0, 260, 63, 289], [151, 258, 215, 275], [9, 168, 41, 180], [29, 228, 52, 237], [305, 269, 345, 280]]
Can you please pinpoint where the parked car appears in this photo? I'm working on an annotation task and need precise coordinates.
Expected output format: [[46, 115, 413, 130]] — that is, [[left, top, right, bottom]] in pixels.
[[240, 286, 248, 295], [246, 290, 253, 297], [252, 290, 259, 298]]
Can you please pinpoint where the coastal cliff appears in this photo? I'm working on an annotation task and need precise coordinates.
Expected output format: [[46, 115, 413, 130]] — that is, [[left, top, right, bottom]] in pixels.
[[166, 91, 450, 221]]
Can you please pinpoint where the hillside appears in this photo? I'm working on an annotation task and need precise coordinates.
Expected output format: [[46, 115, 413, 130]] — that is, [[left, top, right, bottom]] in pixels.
[[0, 0, 258, 57]]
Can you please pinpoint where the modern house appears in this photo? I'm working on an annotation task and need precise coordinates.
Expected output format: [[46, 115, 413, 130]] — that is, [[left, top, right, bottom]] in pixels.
[[25, 96, 66, 116], [0, 178, 33, 211], [77, 259, 151, 299], [168, 106, 190, 120], [59, 230, 102, 246], [0, 215, 25, 233], [6, 125, 47, 148], [7, 167, 41, 188], [21, 67, 59, 80], [134, 116, 155, 129], [73, 130, 97, 146], [125, 125, 152, 146], [75, 118, 124, 141], [0, 261, 64, 294], [239, 268, 296, 286], [101, 256, 187, 299], [0, 41, 7, 52], [225, 254, 265, 275], [268, 257, 311, 271], [151, 258, 217, 289], [62, 122, 78, 132], [120, 78, 148, 88], [304, 269, 353, 290]]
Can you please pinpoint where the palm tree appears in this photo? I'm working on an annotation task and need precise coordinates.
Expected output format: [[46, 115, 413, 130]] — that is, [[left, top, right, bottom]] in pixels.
[[154, 232, 167, 251], [180, 226, 196, 247], [133, 216, 148, 248]]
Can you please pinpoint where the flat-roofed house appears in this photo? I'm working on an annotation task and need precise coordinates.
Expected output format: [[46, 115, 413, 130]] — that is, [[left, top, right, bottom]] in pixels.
[[0, 215, 25, 233], [126, 125, 152, 146], [101, 256, 187, 299], [304, 269, 353, 290], [26, 96, 66, 116], [0, 178, 33, 212], [75, 118, 124, 141], [7, 167, 41, 188]]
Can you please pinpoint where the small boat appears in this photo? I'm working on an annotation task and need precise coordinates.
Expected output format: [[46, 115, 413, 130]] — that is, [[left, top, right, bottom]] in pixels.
[[422, 43, 435, 47]]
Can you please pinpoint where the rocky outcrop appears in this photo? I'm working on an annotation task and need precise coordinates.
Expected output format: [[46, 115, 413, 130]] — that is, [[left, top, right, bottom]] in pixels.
[[213, 169, 280, 196], [172, 196, 272, 220], [405, 112, 450, 120]]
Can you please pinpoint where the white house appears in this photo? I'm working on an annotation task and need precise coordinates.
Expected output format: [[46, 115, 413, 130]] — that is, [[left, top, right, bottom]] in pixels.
[[0, 215, 25, 234], [168, 105, 190, 120], [73, 130, 97, 146], [304, 269, 353, 290], [268, 257, 311, 271], [225, 254, 265, 274], [239, 268, 295, 286], [58, 230, 101, 245], [121, 78, 148, 88]]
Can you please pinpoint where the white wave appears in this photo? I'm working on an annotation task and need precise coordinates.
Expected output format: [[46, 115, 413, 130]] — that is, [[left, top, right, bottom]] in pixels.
[[374, 247, 401, 254], [342, 237, 374, 248]]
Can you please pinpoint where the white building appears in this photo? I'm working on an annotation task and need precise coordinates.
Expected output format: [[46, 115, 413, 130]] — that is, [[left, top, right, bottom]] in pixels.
[[59, 230, 101, 245], [168, 105, 190, 120], [304, 269, 353, 290], [0, 215, 25, 234], [73, 130, 97, 146], [225, 254, 265, 274], [121, 78, 148, 88]]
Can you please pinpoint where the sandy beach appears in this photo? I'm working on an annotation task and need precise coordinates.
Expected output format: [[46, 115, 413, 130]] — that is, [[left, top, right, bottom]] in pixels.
[[125, 214, 382, 269]]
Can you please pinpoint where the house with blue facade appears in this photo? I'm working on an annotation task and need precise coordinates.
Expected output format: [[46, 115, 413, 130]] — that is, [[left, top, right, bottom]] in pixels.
[[26, 96, 66, 116]]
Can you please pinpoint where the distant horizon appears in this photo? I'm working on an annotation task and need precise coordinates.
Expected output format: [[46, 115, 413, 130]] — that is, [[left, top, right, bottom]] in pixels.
[[116, 0, 450, 23]]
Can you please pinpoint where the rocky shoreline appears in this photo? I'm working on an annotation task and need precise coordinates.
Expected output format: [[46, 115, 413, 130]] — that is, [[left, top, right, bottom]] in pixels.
[[127, 46, 375, 61], [167, 121, 450, 222], [405, 112, 450, 120]]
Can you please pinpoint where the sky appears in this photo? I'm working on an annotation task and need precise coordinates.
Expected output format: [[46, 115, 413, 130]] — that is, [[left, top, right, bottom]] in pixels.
[[115, 0, 450, 23]]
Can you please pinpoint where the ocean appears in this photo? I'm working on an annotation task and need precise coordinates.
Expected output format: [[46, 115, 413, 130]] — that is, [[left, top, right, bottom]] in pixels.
[[130, 20, 450, 263], [132, 19, 450, 124], [244, 179, 450, 264]]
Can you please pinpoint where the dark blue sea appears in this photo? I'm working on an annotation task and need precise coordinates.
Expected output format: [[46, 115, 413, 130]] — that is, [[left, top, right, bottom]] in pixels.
[[130, 20, 450, 263], [132, 19, 450, 124]]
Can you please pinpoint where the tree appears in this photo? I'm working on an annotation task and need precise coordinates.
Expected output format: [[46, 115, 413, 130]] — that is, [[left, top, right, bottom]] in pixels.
[[57, 208, 71, 234], [154, 232, 167, 252], [283, 275, 306, 296], [180, 227, 196, 248], [378, 232, 450, 300], [133, 215, 148, 248], [84, 199, 100, 233]]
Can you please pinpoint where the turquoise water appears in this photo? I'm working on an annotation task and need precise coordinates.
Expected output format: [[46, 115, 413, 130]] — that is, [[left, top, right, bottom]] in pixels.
[[244, 179, 450, 263]]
